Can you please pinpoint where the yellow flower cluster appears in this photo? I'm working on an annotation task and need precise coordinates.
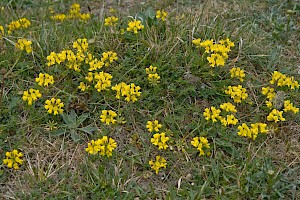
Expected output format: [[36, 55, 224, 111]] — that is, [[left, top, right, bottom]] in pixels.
[[0, 25, 4, 37], [283, 100, 299, 114], [191, 136, 210, 156], [73, 38, 88, 52], [7, 18, 31, 34], [203, 106, 221, 122], [230, 67, 245, 82], [35, 73, 54, 87], [156, 9, 168, 21], [94, 72, 113, 92], [78, 82, 90, 91], [3, 149, 23, 170], [270, 71, 299, 90], [127, 19, 144, 34], [51, 14, 67, 21], [192, 38, 234, 67], [15, 38, 32, 53], [112, 82, 141, 102], [146, 65, 160, 85], [267, 109, 285, 123], [146, 120, 162, 132], [219, 102, 237, 112], [151, 132, 169, 150], [46, 38, 94, 72], [44, 98, 64, 115], [101, 51, 118, 67], [261, 86, 276, 108], [237, 123, 268, 140], [50, 3, 90, 21], [86, 136, 117, 157], [204, 103, 238, 126], [104, 16, 118, 26], [149, 155, 167, 174], [22, 88, 42, 105], [100, 110, 117, 125], [219, 114, 239, 126], [225, 85, 248, 103]]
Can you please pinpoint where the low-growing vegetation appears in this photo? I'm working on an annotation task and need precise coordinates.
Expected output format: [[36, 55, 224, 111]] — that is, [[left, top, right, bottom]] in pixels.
[[0, 0, 299, 199]]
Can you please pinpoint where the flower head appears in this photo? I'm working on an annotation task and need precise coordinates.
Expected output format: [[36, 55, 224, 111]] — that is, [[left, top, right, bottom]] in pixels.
[[150, 132, 169, 150], [225, 85, 248, 103], [86, 136, 117, 157], [146, 120, 162, 132], [3, 149, 23, 170], [127, 19, 144, 34], [100, 110, 117, 125], [191, 136, 210, 156], [156, 9, 168, 21], [267, 109, 285, 123], [15, 38, 32, 53], [44, 98, 64, 115], [22, 88, 42, 105], [149, 155, 167, 174], [35, 73, 54, 87], [104, 16, 118, 26]]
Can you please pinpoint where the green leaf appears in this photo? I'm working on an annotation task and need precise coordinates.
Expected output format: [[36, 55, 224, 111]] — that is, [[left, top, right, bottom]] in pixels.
[[69, 109, 77, 124], [136, 12, 147, 24], [70, 129, 82, 142], [61, 113, 72, 125], [51, 129, 66, 136], [77, 113, 89, 126], [145, 7, 155, 19], [78, 126, 98, 134]]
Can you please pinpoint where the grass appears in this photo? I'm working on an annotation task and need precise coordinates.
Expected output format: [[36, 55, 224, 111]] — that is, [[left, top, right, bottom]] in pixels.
[[0, 0, 299, 199]]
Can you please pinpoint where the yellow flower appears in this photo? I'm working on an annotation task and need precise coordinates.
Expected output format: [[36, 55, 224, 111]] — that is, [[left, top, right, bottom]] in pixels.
[[219, 102, 237, 113], [78, 13, 90, 21], [219, 114, 238, 126], [146, 120, 162, 132], [225, 85, 248, 103], [0, 25, 4, 37], [151, 132, 169, 150], [101, 51, 118, 67], [22, 88, 42, 105], [267, 109, 285, 123], [156, 9, 168, 21], [127, 19, 144, 34], [283, 100, 299, 114], [145, 65, 157, 74], [192, 38, 201, 47], [191, 136, 210, 156], [3, 149, 23, 170], [15, 38, 32, 53], [149, 155, 167, 174], [86, 136, 117, 157], [207, 53, 225, 67], [203, 106, 221, 122], [7, 18, 30, 34], [237, 123, 268, 140], [104, 16, 118, 26], [100, 110, 117, 125], [93, 72, 113, 92], [230, 67, 245, 82], [73, 38, 88, 52], [78, 82, 90, 91], [50, 14, 67, 21], [148, 73, 160, 84], [270, 71, 299, 90], [35, 73, 54, 87], [112, 82, 141, 102], [261, 87, 276, 100], [44, 98, 64, 115]]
